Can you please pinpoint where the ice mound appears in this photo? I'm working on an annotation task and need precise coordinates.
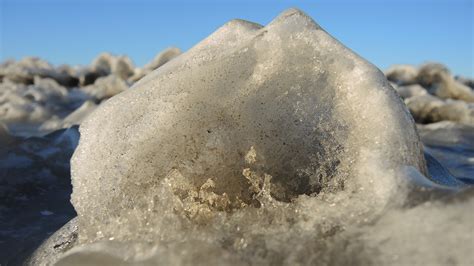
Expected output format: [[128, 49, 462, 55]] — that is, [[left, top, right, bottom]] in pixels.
[[90, 53, 135, 80], [0, 77, 88, 135], [394, 84, 428, 99], [417, 62, 451, 88], [0, 48, 183, 137], [405, 95, 474, 124], [385, 64, 418, 85], [129, 47, 181, 82], [414, 62, 474, 103], [428, 72, 474, 102], [75, 53, 134, 86], [26, 218, 79, 266], [82, 75, 130, 100], [63, 8, 439, 265], [387, 62, 474, 125], [0, 57, 79, 87], [0, 79, 53, 124]]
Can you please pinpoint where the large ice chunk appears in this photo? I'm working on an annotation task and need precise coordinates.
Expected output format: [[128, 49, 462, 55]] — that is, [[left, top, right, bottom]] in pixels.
[[69, 8, 430, 264]]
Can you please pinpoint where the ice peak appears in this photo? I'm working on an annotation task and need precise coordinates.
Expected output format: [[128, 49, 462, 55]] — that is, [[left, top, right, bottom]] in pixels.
[[268, 8, 320, 29], [277, 7, 308, 19], [223, 19, 263, 31]]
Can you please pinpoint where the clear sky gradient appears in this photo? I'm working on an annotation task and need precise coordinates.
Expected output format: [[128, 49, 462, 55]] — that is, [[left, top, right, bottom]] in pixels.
[[1, 0, 473, 76]]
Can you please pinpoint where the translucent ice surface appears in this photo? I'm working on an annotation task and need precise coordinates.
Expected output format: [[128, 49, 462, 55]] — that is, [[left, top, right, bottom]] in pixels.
[[52, 8, 472, 266]]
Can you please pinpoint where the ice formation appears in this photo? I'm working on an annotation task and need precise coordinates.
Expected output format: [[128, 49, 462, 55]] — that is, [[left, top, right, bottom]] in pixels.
[[412, 63, 474, 103], [405, 95, 474, 124], [419, 121, 474, 181], [0, 126, 79, 264], [40, 100, 98, 131], [90, 53, 135, 81], [394, 84, 427, 99], [0, 57, 79, 87], [0, 48, 180, 136], [0, 79, 53, 124], [385, 64, 418, 85], [82, 75, 130, 100], [388, 62, 474, 125], [129, 47, 182, 82], [45, 8, 474, 266]]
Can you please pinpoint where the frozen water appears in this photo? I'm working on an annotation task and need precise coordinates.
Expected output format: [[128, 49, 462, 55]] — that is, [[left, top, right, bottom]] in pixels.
[[417, 62, 451, 88], [40, 210, 54, 216], [40, 100, 98, 132], [60, 8, 464, 266], [405, 95, 474, 124], [0, 127, 79, 264], [90, 53, 135, 80], [26, 77, 68, 103], [82, 75, 130, 100], [395, 84, 427, 99], [72, 7, 426, 239], [385, 64, 418, 85], [0, 48, 182, 137], [410, 62, 474, 103], [0, 7, 467, 266], [455, 75, 474, 89], [0, 122, 14, 146], [0, 57, 78, 87], [386, 62, 474, 125], [429, 72, 474, 102], [129, 47, 181, 82], [0, 77, 85, 135], [419, 121, 474, 181], [0, 79, 52, 124], [26, 218, 79, 266], [356, 188, 474, 266]]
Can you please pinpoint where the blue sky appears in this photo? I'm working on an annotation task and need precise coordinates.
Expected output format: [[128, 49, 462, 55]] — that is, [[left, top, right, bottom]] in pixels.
[[1, 0, 473, 76]]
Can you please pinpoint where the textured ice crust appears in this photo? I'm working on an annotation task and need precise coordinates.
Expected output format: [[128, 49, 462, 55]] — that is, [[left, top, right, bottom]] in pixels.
[[64, 9, 458, 265]]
